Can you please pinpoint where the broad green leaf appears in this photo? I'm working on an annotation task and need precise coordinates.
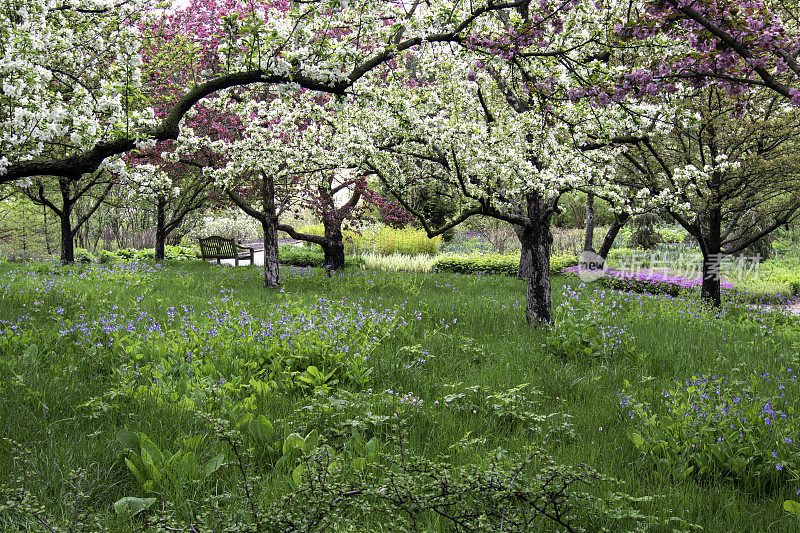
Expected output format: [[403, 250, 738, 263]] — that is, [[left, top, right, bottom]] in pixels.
[[22, 344, 38, 359], [124, 458, 147, 488], [141, 449, 161, 484], [140, 434, 164, 466], [292, 464, 305, 486], [352, 457, 367, 471], [113, 496, 156, 516], [785, 500, 800, 517], [283, 433, 304, 455], [627, 430, 645, 449], [303, 429, 319, 453], [203, 453, 226, 478], [116, 430, 140, 453], [249, 415, 274, 441]]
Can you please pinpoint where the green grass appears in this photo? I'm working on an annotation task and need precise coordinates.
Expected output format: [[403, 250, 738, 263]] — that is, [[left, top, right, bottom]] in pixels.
[[0, 258, 798, 531]]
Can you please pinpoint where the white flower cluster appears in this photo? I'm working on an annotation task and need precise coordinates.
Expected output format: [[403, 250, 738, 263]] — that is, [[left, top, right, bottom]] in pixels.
[[0, 0, 161, 171]]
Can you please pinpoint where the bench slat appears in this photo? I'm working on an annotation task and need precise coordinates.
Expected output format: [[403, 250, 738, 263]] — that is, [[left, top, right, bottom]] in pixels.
[[198, 236, 255, 266]]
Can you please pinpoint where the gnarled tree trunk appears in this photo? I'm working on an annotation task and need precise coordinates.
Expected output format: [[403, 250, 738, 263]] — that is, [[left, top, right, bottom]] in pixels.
[[321, 220, 346, 270], [519, 193, 553, 325], [262, 217, 280, 288]]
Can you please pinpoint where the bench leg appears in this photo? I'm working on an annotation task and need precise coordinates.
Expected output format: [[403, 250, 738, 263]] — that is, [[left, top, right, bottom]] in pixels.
[[235, 256, 239, 267], [217, 258, 220, 264]]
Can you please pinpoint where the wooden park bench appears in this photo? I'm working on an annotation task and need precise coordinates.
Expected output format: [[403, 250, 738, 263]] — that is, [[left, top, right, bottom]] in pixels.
[[198, 236, 256, 266]]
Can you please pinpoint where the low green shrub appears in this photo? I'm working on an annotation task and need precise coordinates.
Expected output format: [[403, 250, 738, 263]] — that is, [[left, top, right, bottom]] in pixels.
[[432, 253, 578, 277], [550, 254, 579, 273], [432, 253, 519, 276], [657, 226, 688, 244], [109, 246, 198, 262], [546, 311, 638, 360], [730, 279, 795, 304], [760, 265, 800, 296], [74, 248, 97, 263], [97, 249, 117, 264]]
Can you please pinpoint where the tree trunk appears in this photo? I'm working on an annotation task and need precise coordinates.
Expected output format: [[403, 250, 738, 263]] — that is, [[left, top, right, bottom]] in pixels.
[[322, 219, 346, 270], [514, 223, 532, 280], [598, 212, 630, 259], [154, 196, 166, 262], [583, 193, 595, 252], [520, 193, 552, 325], [262, 218, 280, 287], [262, 174, 281, 288], [42, 204, 51, 255], [60, 213, 74, 264], [701, 208, 723, 308]]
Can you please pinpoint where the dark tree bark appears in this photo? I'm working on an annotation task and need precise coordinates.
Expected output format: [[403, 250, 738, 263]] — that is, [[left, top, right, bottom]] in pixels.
[[262, 218, 281, 288], [278, 173, 366, 272], [261, 169, 281, 287], [321, 219, 346, 270], [155, 195, 166, 261], [151, 174, 210, 262], [519, 193, 553, 325], [514, 223, 532, 280], [597, 212, 630, 259], [20, 173, 112, 264], [699, 204, 724, 308], [60, 212, 75, 264]]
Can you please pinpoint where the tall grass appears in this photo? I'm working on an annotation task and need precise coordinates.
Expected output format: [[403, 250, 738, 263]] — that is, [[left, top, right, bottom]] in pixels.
[[375, 226, 441, 255], [0, 258, 798, 531]]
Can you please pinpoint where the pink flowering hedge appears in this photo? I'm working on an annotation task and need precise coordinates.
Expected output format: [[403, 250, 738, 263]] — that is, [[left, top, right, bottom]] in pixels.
[[562, 266, 733, 296]]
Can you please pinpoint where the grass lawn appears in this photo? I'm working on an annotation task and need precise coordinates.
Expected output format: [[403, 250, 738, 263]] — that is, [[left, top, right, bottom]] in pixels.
[[0, 258, 798, 531]]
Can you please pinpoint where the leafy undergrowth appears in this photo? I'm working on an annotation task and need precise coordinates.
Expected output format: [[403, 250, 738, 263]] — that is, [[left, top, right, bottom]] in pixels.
[[0, 257, 797, 531]]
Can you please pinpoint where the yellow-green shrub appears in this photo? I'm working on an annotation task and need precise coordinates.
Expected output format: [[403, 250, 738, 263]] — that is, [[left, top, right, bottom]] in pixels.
[[375, 226, 441, 256]]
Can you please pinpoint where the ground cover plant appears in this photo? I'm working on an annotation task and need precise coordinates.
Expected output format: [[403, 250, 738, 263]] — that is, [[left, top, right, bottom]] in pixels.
[[0, 257, 798, 531]]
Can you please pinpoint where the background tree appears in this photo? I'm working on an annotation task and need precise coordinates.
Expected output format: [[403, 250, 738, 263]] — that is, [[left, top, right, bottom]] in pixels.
[[127, 162, 213, 261], [616, 87, 800, 306], [212, 88, 375, 283], [365, 49, 632, 324], [275, 169, 372, 271], [16, 172, 114, 263]]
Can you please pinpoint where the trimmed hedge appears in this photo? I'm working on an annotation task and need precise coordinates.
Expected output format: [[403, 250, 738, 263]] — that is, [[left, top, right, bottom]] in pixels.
[[432, 253, 578, 277], [432, 253, 518, 276]]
